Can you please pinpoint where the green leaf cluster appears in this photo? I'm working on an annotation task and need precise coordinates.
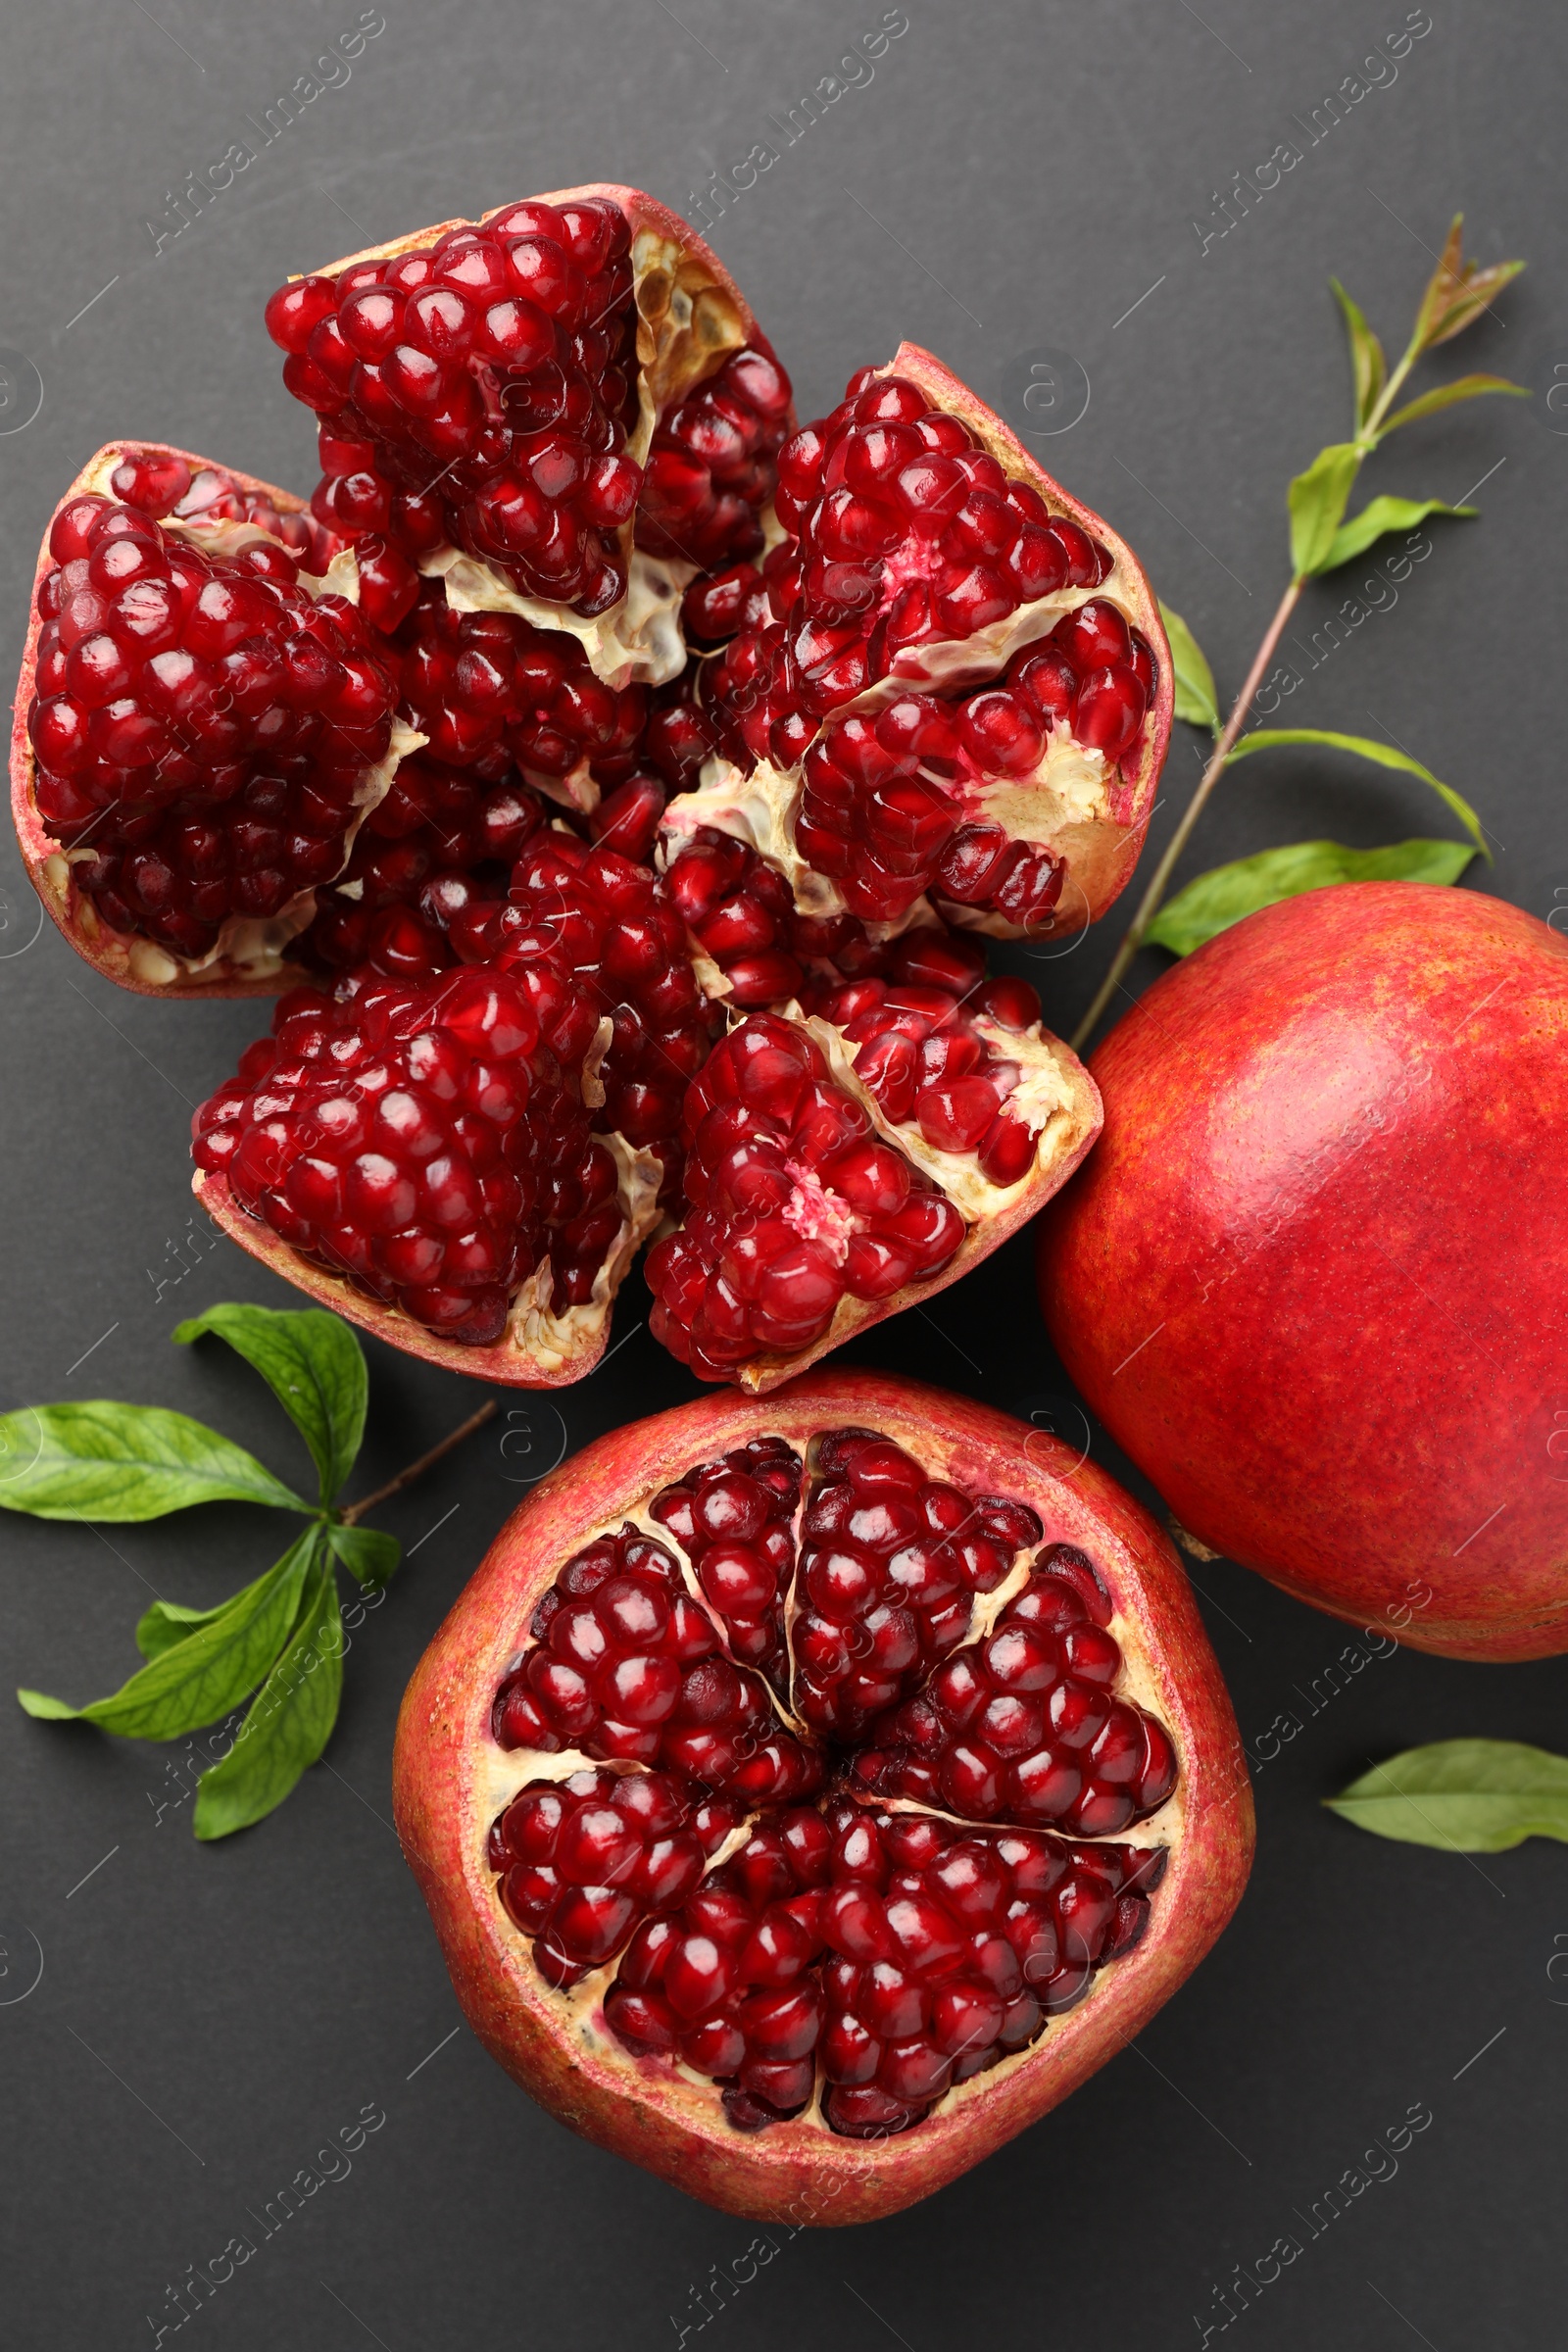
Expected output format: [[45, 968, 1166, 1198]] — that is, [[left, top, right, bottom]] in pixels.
[[1288, 219, 1524, 583], [8, 1303, 399, 1838]]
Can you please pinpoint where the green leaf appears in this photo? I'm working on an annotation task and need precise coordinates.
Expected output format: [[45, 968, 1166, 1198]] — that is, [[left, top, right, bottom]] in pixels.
[[1377, 373, 1529, 439], [325, 1521, 401, 1588], [1157, 601, 1219, 733], [1289, 442, 1361, 579], [193, 1546, 345, 1838], [1146, 838, 1478, 956], [174, 1303, 367, 1506], [1225, 728, 1492, 861], [1327, 1740, 1568, 1852], [1331, 278, 1386, 433], [17, 1690, 77, 1720], [1413, 216, 1524, 351], [0, 1402, 313, 1522], [1321, 496, 1475, 571], [17, 1531, 316, 1740], [135, 1594, 233, 1662]]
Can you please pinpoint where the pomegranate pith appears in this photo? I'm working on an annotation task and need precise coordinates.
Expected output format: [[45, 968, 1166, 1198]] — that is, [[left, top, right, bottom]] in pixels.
[[393, 1373, 1253, 2220]]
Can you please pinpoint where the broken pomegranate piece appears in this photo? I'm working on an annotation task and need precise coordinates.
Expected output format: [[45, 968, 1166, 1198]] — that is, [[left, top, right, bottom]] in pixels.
[[394, 1373, 1252, 2220], [192, 965, 662, 1381], [644, 1013, 965, 1379], [11, 441, 417, 994], [645, 964, 1101, 1391], [269, 184, 794, 672], [661, 342, 1171, 939]]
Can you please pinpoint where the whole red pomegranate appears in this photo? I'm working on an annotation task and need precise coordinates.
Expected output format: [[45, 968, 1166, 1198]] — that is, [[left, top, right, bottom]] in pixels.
[[393, 1371, 1251, 2221], [1039, 883, 1568, 1661]]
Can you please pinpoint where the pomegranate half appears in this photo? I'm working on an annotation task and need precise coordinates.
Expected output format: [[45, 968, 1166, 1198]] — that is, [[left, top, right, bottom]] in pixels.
[[393, 1372, 1252, 2220], [1039, 882, 1568, 1660]]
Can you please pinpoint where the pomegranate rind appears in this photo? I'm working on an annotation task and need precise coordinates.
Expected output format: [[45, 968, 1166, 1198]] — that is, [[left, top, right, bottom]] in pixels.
[[300, 184, 793, 689], [392, 1370, 1253, 2222], [1039, 882, 1568, 1661], [193, 1131, 662, 1388], [10, 439, 416, 1000]]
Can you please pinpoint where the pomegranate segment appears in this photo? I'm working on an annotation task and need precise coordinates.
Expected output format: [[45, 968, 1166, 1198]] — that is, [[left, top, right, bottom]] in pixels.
[[192, 967, 662, 1374], [492, 1520, 820, 1802], [390, 589, 649, 808], [661, 343, 1172, 941], [270, 186, 793, 677], [296, 751, 550, 984], [662, 823, 992, 1012], [644, 1013, 967, 1380], [480, 832, 719, 1185], [394, 1375, 1253, 2219], [14, 443, 416, 991], [790, 1427, 1044, 1740], [649, 1437, 804, 1690], [856, 1545, 1179, 1836], [645, 983, 1101, 1390]]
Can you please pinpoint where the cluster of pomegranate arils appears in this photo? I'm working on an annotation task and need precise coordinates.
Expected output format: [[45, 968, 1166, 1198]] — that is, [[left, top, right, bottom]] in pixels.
[[485, 1421, 1177, 2140], [13, 183, 1168, 1388]]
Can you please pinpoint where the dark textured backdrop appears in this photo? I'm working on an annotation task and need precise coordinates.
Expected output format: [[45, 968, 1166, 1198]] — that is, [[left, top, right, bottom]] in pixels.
[[2, 4, 1564, 2346]]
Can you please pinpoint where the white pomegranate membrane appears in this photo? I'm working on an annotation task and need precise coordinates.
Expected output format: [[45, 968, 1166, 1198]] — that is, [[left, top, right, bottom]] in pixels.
[[487, 1423, 1177, 2138]]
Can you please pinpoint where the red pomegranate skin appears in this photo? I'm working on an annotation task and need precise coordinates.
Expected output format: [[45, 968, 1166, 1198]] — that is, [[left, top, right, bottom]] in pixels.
[[392, 1371, 1252, 2223], [1038, 882, 1568, 1661]]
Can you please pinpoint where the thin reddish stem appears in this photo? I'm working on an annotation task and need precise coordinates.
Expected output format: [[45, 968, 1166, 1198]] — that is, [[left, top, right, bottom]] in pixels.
[[340, 1398, 498, 1527]]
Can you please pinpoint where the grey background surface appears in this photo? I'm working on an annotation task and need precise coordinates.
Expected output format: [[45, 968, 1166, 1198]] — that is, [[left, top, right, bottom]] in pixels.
[[2, 4, 1564, 2347]]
